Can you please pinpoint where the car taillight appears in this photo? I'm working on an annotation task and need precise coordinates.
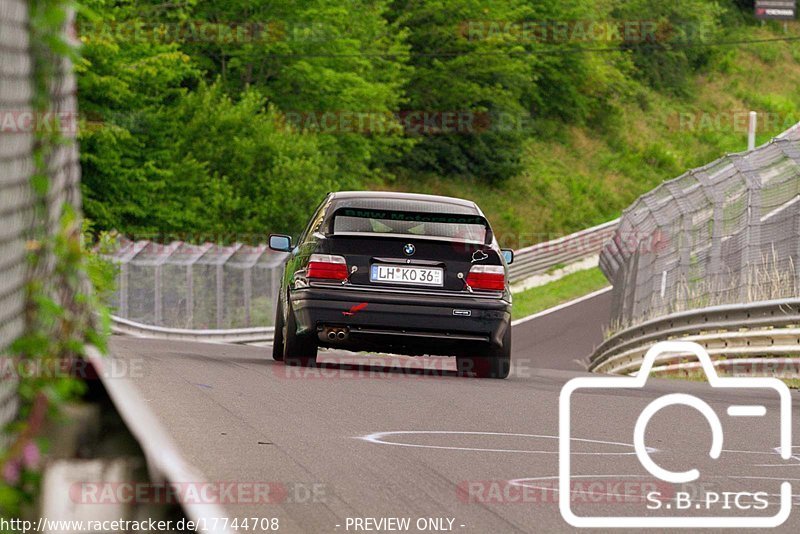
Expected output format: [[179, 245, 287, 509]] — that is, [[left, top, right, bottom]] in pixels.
[[466, 265, 505, 291], [307, 254, 349, 280]]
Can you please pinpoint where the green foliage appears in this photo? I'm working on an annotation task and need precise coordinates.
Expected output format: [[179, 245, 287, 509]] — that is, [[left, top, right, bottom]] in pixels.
[[77, 0, 412, 237], [171, 83, 344, 236], [613, 0, 726, 94], [388, 0, 532, 182], [75, 0, 795, 240]]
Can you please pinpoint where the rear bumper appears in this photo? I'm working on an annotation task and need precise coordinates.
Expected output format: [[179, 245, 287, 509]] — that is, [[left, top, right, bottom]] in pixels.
[[289, 285, 511, 356]]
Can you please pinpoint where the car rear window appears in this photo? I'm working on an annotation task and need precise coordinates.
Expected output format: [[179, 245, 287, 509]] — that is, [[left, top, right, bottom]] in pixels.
[[328, 199, 488, 243]]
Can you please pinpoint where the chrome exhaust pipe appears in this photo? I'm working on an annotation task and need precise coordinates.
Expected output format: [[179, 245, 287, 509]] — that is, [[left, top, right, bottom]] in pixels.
[[319, 326, 350, 343]]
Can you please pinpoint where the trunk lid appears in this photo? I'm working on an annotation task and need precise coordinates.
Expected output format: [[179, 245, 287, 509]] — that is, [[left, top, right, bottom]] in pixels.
[[317, 234, 502, 293]]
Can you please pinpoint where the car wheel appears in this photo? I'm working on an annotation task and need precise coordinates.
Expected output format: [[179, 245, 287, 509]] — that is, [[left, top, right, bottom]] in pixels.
[[271, 293, 285, 361], [457, 324, 511, 379], [283, 300, 318, 367]]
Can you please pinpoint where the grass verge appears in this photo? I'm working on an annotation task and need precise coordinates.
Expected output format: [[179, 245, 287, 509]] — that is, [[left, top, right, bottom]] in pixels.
[[511, 268, 609, 320]]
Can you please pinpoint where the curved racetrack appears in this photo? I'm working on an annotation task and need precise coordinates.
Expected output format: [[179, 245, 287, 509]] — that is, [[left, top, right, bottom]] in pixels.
[[110, 289, 800, 533]]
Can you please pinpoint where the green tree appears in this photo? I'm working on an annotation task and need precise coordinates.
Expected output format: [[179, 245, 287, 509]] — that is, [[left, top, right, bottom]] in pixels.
[[612, 0, 725, 94], [170, 83, 342, 236], [389, 0, 632, 182], [170, 0, 413, 179]]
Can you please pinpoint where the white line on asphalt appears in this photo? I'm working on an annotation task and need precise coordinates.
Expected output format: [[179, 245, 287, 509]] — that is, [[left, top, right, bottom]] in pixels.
[[357, 430, 651, 455]]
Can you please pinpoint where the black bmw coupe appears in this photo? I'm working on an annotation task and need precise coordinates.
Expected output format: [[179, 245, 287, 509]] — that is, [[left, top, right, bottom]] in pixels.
[[269, 191, 514, 378]]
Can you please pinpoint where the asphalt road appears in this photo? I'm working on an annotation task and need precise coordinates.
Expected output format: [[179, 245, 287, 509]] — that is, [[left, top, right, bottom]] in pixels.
[[109, 290, 800, 533]]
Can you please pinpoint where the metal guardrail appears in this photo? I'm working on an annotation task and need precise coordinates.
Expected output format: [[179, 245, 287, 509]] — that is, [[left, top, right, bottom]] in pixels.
[[85, 347, 234, 534], [588, 299, 800, 375], [508, 219, 618, 281], [110, 218, 618, 344], [111, 315, 274, 344]]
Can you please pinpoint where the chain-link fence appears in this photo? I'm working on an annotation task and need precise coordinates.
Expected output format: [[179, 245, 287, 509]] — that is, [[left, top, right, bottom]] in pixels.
[[105, 217, 619, 331], [105, 238, 287, 329], [1, 1, 82, 449], [600, 122, 800, 332]]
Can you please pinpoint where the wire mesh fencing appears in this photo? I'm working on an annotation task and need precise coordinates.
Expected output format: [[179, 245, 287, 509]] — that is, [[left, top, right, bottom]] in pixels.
[[1, 1, 83, 450], [105, 219, 618, 331], [600, 122, 800, 333], [105, 238, 287, 329]]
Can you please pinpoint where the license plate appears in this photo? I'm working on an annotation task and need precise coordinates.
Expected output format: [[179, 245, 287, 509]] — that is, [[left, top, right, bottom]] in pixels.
[[370, 264, 444, 287]]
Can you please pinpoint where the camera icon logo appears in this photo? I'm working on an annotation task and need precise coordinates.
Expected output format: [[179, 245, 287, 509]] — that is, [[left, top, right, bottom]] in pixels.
[[559, 341, 793, 528]]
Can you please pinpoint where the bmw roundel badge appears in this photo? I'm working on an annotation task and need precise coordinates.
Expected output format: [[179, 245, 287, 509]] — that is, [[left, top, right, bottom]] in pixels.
[[403, 243, 415, 256]]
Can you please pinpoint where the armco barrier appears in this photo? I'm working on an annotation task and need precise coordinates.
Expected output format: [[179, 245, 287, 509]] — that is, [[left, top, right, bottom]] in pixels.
[[109, 218, 618, 343], [509, 219, 618, 281], [588, 299, 800, 375], [111, 315, 274, 344], [85, 347, 234, 534]]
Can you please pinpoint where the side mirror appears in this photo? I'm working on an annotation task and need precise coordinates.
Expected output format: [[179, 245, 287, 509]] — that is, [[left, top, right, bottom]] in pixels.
[[501, 249, 514, 265], [269, 234, 292, 252]]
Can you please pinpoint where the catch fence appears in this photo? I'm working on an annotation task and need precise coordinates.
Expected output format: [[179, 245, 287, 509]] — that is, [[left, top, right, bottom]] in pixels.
[[0, 1, 82, 448], [104, 219, 617, 330], [600, 123, 800, 331]]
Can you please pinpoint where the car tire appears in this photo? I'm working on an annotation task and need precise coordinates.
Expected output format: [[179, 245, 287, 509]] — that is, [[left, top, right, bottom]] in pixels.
[[272, 293, 285, 361], [457, 324, 511, 379], [283, 300, 318, 367]]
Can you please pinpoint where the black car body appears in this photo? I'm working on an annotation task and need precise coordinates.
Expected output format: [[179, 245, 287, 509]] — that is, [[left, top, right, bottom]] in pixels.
[[269, 191, 514, 378]]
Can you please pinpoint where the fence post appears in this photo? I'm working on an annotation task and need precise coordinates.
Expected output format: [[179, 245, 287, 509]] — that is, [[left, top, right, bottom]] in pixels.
[[154, 265, 162, 324], [186, 265, 193, 328], [119, 262, 129, 318], [748, 111, 757, 151], [216, 264, 224, 329], [734, 155, 763, 301], [243, 268, 252, 327], [623, 251, 639, 326]]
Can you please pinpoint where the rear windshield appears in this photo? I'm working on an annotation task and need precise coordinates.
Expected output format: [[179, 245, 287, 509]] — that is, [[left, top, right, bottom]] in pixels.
[[329, 201, 488, 244]]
